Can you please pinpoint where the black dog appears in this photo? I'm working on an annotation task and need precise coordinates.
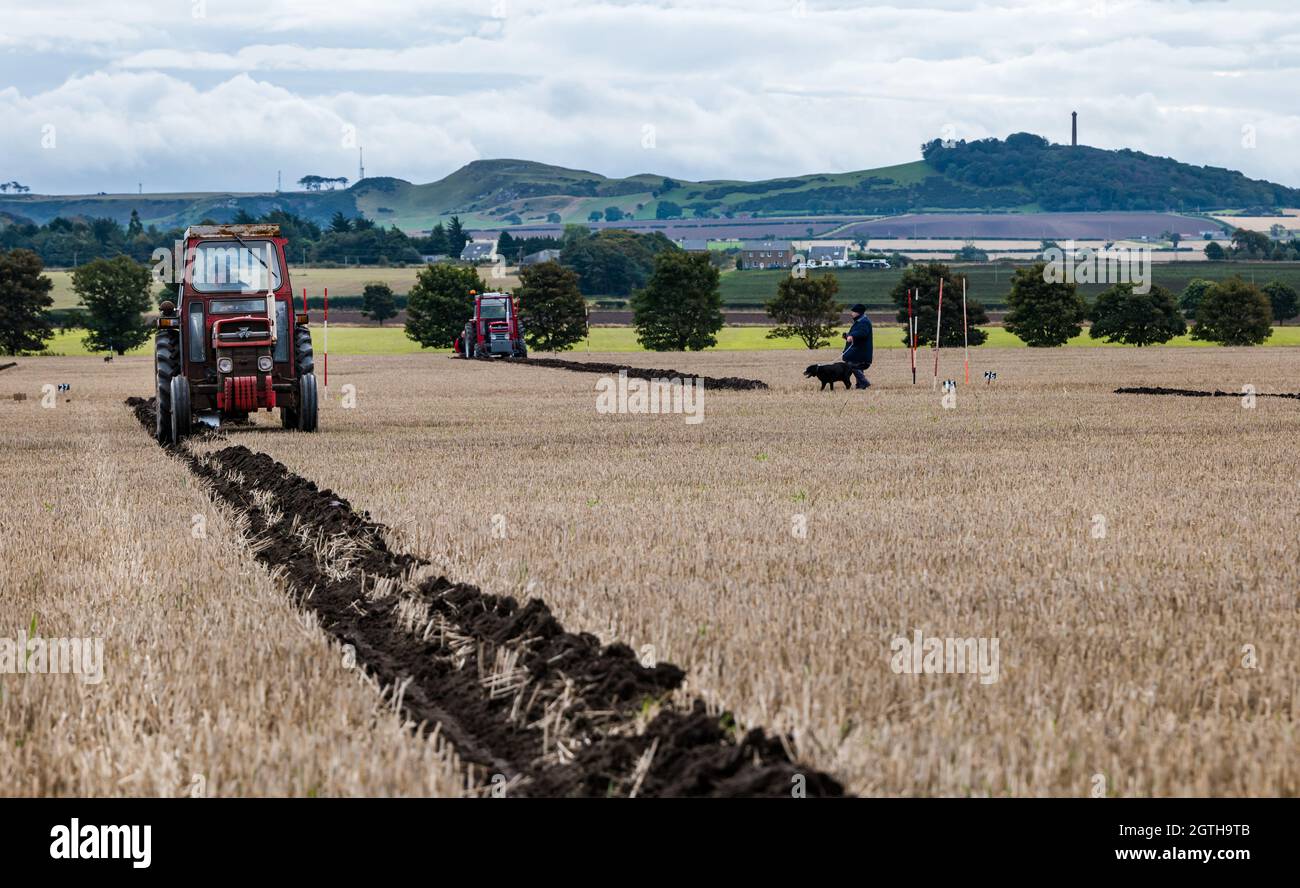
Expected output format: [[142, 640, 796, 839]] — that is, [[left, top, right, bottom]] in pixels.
[[804, 362, 854, 391]]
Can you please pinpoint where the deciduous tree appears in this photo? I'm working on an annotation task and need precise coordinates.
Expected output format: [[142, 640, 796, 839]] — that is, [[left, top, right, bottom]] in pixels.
[[632, 251, 723, 351], [517, 261, 587, 352], [0, 248, 54, 355], [361, 282, 397, 326], [765, 273, 843, 349], [1088, 283, 1185, 346], [1002, 262, 1086, 347], [72, 255, 152, 355], [404, 263, 484, 349], [1192, 277, 1273, 346], [890, 262, 988, 347]]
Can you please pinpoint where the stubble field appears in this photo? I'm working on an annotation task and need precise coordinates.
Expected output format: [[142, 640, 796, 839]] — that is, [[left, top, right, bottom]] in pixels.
[[2, 344, 1297, 796]]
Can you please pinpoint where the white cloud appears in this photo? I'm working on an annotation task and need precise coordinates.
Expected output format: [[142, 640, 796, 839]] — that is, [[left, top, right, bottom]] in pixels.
[[1, 0, 1298, 192]]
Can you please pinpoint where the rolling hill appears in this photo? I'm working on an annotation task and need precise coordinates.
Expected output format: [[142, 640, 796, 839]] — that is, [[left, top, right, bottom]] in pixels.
[[2, 134, 1297, 233]]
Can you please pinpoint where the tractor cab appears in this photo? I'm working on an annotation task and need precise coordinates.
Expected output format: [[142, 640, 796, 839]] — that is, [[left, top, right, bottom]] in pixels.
[[455, 290, 527, 359], [153, 224, 318, 443]]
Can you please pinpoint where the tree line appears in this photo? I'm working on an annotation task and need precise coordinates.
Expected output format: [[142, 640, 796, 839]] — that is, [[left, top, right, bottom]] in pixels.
[[1202, 228, 1300, 262], [0, 250, 156, 356], [762, 260, 1295, 350], [0, 208, 476, 268], [402, 249, 724, 354], [4, 217, 1296, 356]]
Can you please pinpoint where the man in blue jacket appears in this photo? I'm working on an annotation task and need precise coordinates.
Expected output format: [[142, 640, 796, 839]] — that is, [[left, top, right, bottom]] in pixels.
[[842, 303, 873, 389]]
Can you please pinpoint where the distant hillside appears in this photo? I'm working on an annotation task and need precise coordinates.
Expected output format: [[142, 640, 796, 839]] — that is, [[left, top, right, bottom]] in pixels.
[[2, 134, 1297, 232], [0, 188, 359, 231], [922, 132, 1300, 212]]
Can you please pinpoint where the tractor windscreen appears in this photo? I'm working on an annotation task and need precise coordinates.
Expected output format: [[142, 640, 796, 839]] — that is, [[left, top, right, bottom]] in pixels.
[[191, 241, 283, 293], [479, 299, 509, 319]]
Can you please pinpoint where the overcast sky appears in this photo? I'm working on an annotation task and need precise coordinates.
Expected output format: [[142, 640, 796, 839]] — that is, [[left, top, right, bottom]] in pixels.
[[1, 0, 1298, 194]]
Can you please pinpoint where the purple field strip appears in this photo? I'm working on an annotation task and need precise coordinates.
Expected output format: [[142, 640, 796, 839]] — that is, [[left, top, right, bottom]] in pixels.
[[474, 217, 864, 240], [836, 212, 1215, 240], [477, 211, 1217, 242]]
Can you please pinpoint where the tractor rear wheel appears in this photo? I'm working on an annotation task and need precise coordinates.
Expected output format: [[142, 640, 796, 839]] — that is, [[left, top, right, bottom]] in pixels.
[[170, 374, 192, 443], [154, 329, 179, 444], [297, 374, 318, 432]]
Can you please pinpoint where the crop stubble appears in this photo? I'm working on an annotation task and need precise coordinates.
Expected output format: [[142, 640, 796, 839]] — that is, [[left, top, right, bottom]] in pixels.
[[3, 344, 1299, 795], [124, 398, 841, 797], [244, 346, 1300, 796]]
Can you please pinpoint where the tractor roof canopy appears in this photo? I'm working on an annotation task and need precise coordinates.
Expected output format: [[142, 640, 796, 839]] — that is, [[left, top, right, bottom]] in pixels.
[[184, 223, 282, 240]]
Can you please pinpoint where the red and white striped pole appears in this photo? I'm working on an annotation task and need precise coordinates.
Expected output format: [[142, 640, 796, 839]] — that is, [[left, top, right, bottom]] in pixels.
[[323, 286, 329, 394], [962, 277, 970, 385], [933, 278, 944, 390], [907, 288, 916, 385]]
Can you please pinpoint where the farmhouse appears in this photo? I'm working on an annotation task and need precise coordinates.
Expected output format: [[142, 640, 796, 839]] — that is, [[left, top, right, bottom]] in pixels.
[[740, 240, 793, 269], [520, 248, 561, 266], [807, 244, 849, 265], [460, 240, 498, 263]]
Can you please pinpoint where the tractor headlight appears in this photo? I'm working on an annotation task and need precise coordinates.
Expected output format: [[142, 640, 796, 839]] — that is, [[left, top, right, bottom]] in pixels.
[[257, 355, 273, 372], [217, 357, 233, 374]]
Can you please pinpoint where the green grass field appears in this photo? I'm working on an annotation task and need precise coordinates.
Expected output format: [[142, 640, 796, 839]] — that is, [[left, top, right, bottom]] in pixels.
[[46, 260, 1300, 314], [716, 262, 1300, 308], [33, 324, 1300, 357]]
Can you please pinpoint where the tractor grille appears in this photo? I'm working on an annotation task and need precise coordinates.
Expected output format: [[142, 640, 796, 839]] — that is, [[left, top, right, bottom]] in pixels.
[[216, 320, 271, 344]]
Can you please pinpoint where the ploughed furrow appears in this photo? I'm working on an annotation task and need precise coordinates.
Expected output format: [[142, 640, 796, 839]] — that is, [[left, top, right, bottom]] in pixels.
[[491, 356, 770, 391], [125, 397, 844, 798], [1115, 385, 1300, 400]]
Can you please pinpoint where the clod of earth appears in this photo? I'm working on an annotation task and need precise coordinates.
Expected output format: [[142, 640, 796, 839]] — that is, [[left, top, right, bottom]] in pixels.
[[493, 356, 769, 391], [0, 362, 16, 373], [1115, 386, 1300, 400], [124, 396, 843, 797]]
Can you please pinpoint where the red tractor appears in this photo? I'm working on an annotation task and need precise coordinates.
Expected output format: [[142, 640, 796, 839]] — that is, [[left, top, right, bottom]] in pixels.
[[454, 290, 527, 359], [154, 224, 318, 443]]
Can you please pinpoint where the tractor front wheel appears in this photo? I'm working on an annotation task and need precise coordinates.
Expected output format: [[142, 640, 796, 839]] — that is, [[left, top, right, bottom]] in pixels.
[[283, 323, 316, 430], [154, 329, 179, 444], [294, 325, 315, 375], [297, 373, 318, 432], [170, 375, 192, 443]]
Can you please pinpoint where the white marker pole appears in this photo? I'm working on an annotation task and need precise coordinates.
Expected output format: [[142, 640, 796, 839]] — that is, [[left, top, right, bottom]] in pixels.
[[323, 286, 329, 401], [933, 277, 944, 390], [962, 277, 970, 385]]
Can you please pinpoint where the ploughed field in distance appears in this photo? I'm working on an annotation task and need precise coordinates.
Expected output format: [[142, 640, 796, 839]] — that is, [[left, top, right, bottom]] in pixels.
[[2, 344, 1297, 796]]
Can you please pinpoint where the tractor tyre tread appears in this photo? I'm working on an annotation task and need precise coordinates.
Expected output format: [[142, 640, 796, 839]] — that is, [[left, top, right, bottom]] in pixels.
[[154, 329, 179, 444], [294, 325, 314, 376]]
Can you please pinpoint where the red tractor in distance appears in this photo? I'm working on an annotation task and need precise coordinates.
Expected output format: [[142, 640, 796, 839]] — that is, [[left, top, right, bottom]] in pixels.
[[454, 290, 527, 359], [154, 224, 318, 444]]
